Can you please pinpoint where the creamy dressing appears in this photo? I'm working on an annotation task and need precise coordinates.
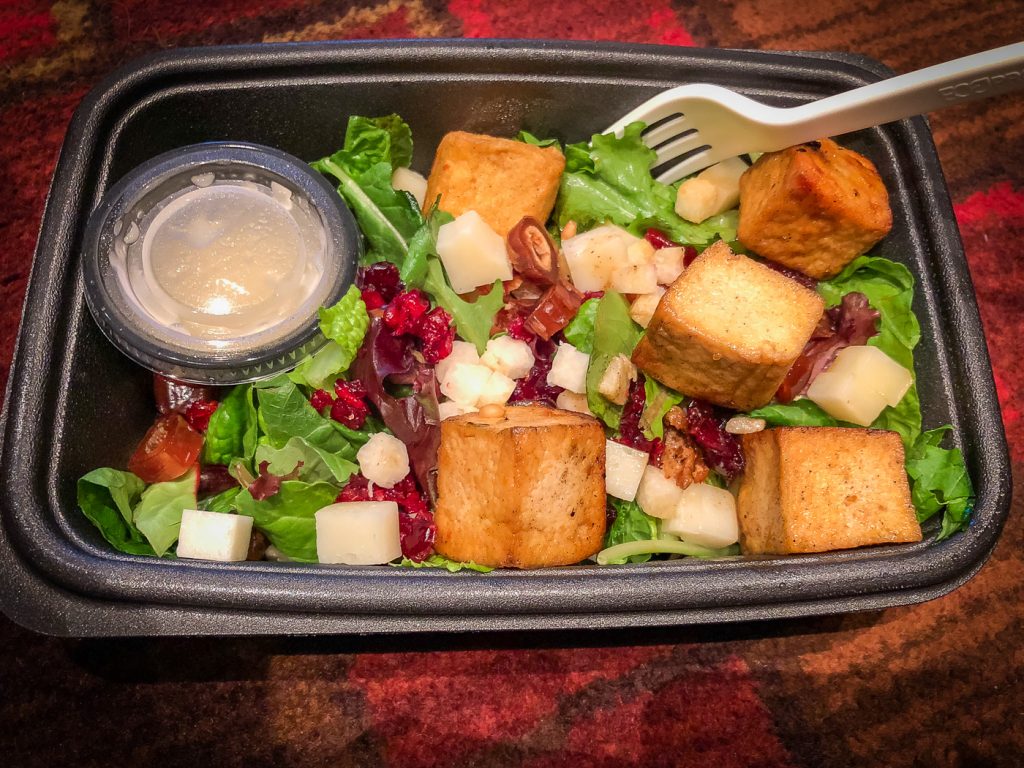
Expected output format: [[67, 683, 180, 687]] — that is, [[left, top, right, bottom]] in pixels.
[[115, 179, 326, 346]]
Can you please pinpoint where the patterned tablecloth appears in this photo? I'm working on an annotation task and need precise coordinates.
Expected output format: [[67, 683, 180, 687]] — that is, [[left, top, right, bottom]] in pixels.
[[1, 2, 1022, 766]]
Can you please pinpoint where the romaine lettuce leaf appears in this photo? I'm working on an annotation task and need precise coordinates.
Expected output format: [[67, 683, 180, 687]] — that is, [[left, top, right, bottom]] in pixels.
[[290, 285, 370, 390], [602, 498, 659, 563], [342, 114, 413, 172], [254, 435, 358, 485], [586, 291, 643, 429], [906, 426, 974, 539], [563, 297, 600, 353], [199, 487, 241, 514], [403, 205, 453, 288], [394, 555, 494, 572], [517, 130, 561, 150], [234, 480, 339, 562], [132, 467, 198, 557], [77, 468, 155, 556], [642, 377, 684, 440], [202, 384, 257, 467], [555, 122, 735, 246]]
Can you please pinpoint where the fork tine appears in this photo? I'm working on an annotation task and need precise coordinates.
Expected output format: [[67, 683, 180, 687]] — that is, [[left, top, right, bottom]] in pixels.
[[653, 131, 706, 166], [606, 102, 690, 138], [655, 149, 719, 185], [641, 115, 690, 148]]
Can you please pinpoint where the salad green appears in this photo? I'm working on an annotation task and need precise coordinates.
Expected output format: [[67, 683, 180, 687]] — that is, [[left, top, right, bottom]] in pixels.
[[77, 111, 975, 566]]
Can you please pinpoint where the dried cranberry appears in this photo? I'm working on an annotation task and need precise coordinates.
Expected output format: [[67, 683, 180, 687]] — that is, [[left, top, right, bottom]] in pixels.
[[198, 464, 236, 496], [184, 399, 219, 432], [509, 344, 562, 405], [361, 290, 386, 311], [336, 472, 436, 561], [383, 290, 430, 335], [617, 376, 660, 456], [645, 228, 678, 250], [309, 388, 334, 412], [330, 380, 369, 429], [356, 262, 403, 305], [414, 307, 455, 363], [682, 246, 699, 267], [685, 399, 745, 480]]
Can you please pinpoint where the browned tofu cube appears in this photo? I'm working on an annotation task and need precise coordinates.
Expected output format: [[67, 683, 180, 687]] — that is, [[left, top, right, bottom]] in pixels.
[[423, 131, 565, 235], [736, 427, 921, 555], [737, 138, 893, 279], [434, 404, 606, 568], [631, 241, 824, 411]]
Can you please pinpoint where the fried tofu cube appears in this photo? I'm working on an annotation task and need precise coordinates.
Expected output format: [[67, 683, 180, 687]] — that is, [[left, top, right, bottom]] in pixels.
[[434, 404, 606, 568], [631, 241, 824, 411], [736, 427, 921, 555], [737, 138, 893, 279], [423, 131, 565, 235]]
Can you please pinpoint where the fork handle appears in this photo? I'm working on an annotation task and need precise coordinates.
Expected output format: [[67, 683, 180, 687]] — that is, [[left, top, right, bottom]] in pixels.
[[780, 42, 1024, 143]]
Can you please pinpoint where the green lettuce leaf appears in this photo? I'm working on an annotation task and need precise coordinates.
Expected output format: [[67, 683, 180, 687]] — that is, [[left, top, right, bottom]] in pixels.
[[563, 297, 600, 353], [642, 378, 684, 440], [234, 480, 339, 562], [403, 205, 453, 288], [555, 122, 735, 246], [290, 285, 370, 390], [77, 468, 155, 556], [342, 114, 414, 172], [394, 555, 494, 572], [747, 398, 838, 428], [906, 426, 974, 539], [202, 384, 257, 467], [586, 291, 643, 429], [517, 130, 561, 150], [133, 467, 198, 557], [254, 435, 358, 485], [424, 259, 504, 354], [199, 487, 242, 514], [602, 498, 660, 564]]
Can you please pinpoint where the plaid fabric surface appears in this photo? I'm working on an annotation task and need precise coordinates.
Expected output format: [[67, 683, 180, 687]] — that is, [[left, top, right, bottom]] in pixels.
[[1, 2, 1022, 766]]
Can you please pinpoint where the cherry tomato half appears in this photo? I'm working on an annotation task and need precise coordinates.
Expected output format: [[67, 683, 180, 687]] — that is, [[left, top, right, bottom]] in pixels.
[[128, 414, 203, 484]]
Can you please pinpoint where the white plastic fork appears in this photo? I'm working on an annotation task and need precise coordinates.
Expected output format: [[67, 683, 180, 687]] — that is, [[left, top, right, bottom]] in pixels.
[[606, 42, 1024, 184]]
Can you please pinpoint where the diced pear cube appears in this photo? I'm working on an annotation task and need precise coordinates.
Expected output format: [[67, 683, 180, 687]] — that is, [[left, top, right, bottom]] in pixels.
[[605, 440, 649, 501], [629, 289, 665, 329], [661, 482, 739, 549], [822, 345, 913, 406], [597, 353, 637, 405], [654, 247, 686, 285], [806, 371, 887, 427], [546, 342, 590, 394], [356, 432, 410, 488], [436, 210, 513, 294], [805, 346, 911, 427], [481, 336, 535, 380], [674, 157, 746, 223], [392, 167, 428, 209], [562, 225, 642, 292], [176, 509, 253, 562], [435, 340, 481, 385], [315, 501, 402, 565], [477, 370, 517, 407], [440, 362, 493, 406], [635, 464, 684, 519], [610, 240, 659, 294], [555, 390, 592, 415], [438, 400, 479, 421]]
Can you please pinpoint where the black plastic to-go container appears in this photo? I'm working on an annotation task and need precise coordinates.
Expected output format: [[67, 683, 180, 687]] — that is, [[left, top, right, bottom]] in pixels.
[[0, 40, 1011, 637]]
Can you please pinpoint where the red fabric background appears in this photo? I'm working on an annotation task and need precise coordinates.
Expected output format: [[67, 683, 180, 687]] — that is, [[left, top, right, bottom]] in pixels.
[[1, 2, 1022, 766]]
